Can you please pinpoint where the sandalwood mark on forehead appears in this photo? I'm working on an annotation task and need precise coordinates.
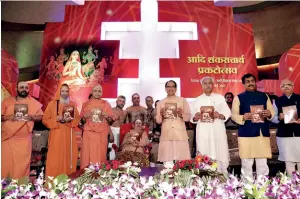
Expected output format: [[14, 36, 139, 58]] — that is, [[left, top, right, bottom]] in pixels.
[[92, 84, 102, 91]]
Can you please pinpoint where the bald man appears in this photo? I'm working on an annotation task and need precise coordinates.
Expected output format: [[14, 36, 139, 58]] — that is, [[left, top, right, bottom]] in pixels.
[[1, 81, 43, 179], [80, 84, 114, 168], [190, 76, 231, 173], [274, 79, 300, 176]]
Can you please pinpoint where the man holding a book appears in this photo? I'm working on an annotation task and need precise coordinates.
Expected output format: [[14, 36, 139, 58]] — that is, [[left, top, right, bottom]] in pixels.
[[80, 84, 114, 169], [190, 76, 231, 173], [42, 84, 80, 177], [1, 81, 44, 179], [275, 79, 300, 176], [231, 73, 274, 179], [156, 80, 191, 167]]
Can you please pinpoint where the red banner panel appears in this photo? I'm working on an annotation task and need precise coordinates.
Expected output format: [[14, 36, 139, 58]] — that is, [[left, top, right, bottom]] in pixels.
[[39, 1, 257, 109]]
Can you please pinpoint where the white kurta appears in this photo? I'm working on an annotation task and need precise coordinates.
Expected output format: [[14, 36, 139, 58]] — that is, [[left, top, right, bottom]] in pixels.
[[191, 93, 231, 166], [109, 127, 120, 160]]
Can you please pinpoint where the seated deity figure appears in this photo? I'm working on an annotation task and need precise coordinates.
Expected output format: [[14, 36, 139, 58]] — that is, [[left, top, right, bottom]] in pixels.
[[62, 50, 86, 85], [82, 45, 98, 78], [116, 119, 150, 167]]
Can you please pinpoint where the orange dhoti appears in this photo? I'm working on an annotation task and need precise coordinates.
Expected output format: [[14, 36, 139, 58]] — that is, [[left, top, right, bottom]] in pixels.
[[80, 99, 113, 169], [2, 134, 32, 179], [80, 130, 108, 168], [1, 96, 43, 179], [42, 100, 80, 177]]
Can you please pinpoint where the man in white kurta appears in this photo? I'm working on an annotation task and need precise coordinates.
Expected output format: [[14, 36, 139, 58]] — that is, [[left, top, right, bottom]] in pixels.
[[274, 79, 300, 176], [191, 77, 231, 173]]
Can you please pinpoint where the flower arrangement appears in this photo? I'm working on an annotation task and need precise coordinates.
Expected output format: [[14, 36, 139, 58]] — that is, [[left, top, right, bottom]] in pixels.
[[158, 154, 225, 187], [2, 170, 300, 198], [77, 160, 141, 185], [172, 155, 217, 172]]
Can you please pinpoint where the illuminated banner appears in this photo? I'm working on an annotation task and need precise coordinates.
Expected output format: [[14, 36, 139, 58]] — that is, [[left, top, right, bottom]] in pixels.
[[39, 1, 257, 109]]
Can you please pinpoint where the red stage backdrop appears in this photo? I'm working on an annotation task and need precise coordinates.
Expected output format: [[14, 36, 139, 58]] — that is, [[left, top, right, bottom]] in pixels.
[[159, 2, 257, 97], [278, 44, 300, 94], [39, 1, 257, 109], [257, 43, 300, 96], [1, 49, 19, 98]]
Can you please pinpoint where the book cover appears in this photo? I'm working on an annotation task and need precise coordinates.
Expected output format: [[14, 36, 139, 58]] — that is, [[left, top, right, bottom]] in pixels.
[[63, 105, 74, 121], [250, 105, 264, 123], [14, 104, 29, 121], [283, 105, 298, 124], [200, 106, 214, 123], [164, 103, 177, 119], [91, 108, 102, 123]]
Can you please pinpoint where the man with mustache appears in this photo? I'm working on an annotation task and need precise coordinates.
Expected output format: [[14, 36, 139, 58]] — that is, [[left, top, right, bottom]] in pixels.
[[149, 131, 161, 166], [109, 95, 127, 159], [125, 93, 147, 124], [231, 73, 274, 179], [1, 81, 43, 179], [145, 96, 156, 132], [43, 84, 81, 177], [274, 79, 300, 176]]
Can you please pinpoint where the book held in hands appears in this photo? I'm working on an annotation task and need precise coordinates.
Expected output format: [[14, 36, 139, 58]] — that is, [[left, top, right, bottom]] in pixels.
[[14, 104, 29, 121], [63, 105, 74, 121], [250, 105, 264, 123], [283, 105, 298, 124], [164, 103, 177, 119], [200, 106, 214, 123], [91, 108, 102, 123]]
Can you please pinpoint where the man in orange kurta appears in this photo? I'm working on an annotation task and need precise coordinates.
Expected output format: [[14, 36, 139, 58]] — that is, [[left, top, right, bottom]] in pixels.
[[80, 84, 114, 169], [1, 81, 43, 179], [42, 84, 80, 177]]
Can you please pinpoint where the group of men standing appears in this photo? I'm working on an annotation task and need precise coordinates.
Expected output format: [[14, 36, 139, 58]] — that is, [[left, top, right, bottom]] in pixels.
[[191, 74, 300, 178], [1, 73, 300, 180]]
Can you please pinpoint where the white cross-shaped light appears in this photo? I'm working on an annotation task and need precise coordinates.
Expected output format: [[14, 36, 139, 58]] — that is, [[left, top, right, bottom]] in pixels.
[[101, 0, 198, 106]]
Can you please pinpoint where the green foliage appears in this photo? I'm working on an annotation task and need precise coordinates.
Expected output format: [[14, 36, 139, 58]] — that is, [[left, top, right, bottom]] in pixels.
[[1, 186, 17, 199], [174, 170, 195, 188]]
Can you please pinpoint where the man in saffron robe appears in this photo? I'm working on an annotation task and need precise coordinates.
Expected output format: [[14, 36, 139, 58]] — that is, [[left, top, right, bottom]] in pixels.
[[1, 81, 43, 179], [80, 84, 114, 169], [42, 84, 80, 177], [156, 80, 191, 167]]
